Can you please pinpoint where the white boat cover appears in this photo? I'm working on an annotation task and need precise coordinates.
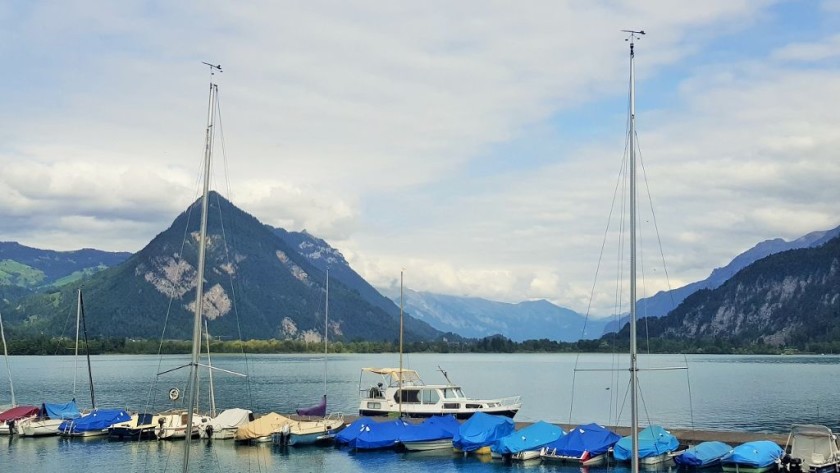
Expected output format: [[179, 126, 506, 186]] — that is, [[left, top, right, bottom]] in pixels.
[[210, 408, 252, 431], [234, 412, 291, 440]]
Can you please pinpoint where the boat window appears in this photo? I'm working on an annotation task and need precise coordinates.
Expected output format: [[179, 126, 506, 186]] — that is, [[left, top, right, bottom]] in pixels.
[[421, 389, 440, 404], [367, 402, 381, 409], [395, 389, 420, 404], [443, 403, 460, 409], [442, 388, 459, 399], [454, 388, 465, 398]]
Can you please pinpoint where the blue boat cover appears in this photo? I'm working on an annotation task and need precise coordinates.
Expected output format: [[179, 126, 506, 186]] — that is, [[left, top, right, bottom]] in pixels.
[[613, 425, 679, 461], [42, 400, 81, 420], [492, 420, 565, 455], [399, 415, 460, 443], [721, 441, 784, 468], [675, 441, 733, 467], [542, 423, 622, 458], [58, 408, 131, 434], [354, 418, 410, 450], [335, 417, 377, 445], [452, 412, 515, 452]]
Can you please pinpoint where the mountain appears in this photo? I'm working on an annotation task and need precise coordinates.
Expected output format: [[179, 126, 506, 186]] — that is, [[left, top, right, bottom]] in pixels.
[[640, 234, 840, 348], [379, 288, 608, 342], [603, 224, 840, 333], [0, 242, 130, 288], [1, 192, 440, 342]]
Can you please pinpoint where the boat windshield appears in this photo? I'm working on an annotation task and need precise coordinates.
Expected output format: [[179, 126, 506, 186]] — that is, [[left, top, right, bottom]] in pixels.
[[441, 387, 465, 399]]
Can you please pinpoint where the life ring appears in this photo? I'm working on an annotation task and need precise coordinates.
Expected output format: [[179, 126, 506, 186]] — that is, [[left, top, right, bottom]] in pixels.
[[168, 387, 180, 401]]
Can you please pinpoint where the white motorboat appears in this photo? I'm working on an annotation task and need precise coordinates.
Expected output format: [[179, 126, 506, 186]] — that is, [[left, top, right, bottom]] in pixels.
[[781, 424, 840, 473], [358, 367, 521, 419]]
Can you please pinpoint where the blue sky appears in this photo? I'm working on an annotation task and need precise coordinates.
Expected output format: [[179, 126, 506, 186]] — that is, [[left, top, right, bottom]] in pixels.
[[1, 1, 839, 314]]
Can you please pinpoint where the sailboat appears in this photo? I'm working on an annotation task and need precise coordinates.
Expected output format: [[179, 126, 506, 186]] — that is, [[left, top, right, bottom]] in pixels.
[[275, 269, 345, 446], [17, 289, 89, 437], [609, 30, 681, 471], [0, 310, 39, 435], [58, 289, 131, 437]]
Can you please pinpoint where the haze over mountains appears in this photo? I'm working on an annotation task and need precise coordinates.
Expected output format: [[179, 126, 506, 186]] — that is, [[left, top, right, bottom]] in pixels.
[[0, 191, 837, 348]]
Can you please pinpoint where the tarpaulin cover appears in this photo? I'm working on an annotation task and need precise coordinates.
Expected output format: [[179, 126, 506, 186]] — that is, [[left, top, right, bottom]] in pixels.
[[399, 415, 460, 443], [234, 412, 291, 440], [721, 441, 784, 468], [675, 441, 732, 467], [0, 405, 39, 422], [43, 400, 81, 420], [613, 425, 679, 461], [492, 420, 565, 455], [452, 412, 515, 452], [58, 409, 131, 434], [335, 417, 377, 445], [354, 418, 410, 450], [541, 423, 621, 458]]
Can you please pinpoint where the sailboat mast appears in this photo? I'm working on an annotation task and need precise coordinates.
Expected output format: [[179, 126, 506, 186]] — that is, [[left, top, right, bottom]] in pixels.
[[625, 28, 644, 473], [398, 269, 404, 417], [324, 269, 329, 396], [204, 320, 216, 417], [79, 290, 96, 409], [0, 310, 14, 407], [184, 65, 219, 473], [74, 290, 81, 397]]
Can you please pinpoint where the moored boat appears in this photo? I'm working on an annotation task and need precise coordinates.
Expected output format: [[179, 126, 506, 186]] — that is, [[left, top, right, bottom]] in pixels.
[[780, 425, 840, 473], [16, 401, 82, 437], [452, 411, 515, 454], [358, 367, 521, 419], [399, 415, 461, 451], [0, 405, 39, 435], [492, 420, 565, 461], [108, 413, 161, 441], [155, 409, 203, 440], [234, 412, 292, 443], [675, 441, 733, 468], [613, 425, 681, 465], [722, 440, 784, 473], [273, 412, 345, 446], [540, 422, 622, 465], [58, 408, 132, 437], [198, 408, 253, 440]]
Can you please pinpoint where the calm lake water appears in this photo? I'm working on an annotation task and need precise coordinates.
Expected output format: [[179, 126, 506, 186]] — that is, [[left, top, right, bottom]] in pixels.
[[1, 352, 838, 472]]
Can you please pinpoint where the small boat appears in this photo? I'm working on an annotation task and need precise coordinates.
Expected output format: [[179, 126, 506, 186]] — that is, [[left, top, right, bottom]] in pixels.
[[780, 425, 840, 473], [0, 405, 39, 435], [16, 401, 82, 437], [234, 412, 292, 443], [358, 367, 521, 419], [492, 420, 565, 461], [613, 425, 681, 465], [58, 408, 132, 437], [108, 413, 161, 441], [721, 440, 784, 473], [540, 422, 622, 465], [198, 408, 253, 440], [274, 412, 345, 447], [155, 409, 203, 440], [351, 417, 410, 451], [399, 415, 461, 451], [452, 412, 515, 454], [675, 441, 733, 468], [335, 416, 376, 447]]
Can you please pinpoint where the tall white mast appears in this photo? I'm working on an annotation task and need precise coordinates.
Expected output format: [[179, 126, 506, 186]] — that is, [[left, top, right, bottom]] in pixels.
[[73, 290, 81, 397], [183, 62, 220, 473], [324, 269, 329, 396], [0, 310, 14, 407], [623, 28, 645, 473], [398, 269, 404, 417]]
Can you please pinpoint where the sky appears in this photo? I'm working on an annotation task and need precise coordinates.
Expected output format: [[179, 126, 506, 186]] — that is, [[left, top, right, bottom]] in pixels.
[[2, 0, 839, 316]]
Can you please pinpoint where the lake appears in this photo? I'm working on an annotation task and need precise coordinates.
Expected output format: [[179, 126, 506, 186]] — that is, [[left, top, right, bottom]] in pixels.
[[1, 352, 838, 472]]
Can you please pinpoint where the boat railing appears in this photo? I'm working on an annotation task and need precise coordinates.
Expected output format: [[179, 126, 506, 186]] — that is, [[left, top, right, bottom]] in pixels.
[[496, 396, 522, 407]]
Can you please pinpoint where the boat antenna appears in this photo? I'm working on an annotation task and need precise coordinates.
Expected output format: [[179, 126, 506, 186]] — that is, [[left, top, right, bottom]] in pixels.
[[202, 62, 222, 75], [437, 365, 453, 386], [623, 27, 644, 473]]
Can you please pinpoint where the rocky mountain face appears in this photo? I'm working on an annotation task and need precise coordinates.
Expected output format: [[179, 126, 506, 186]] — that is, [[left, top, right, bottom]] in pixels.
[[1, 192, 440, 342], [643, 235, 840, 348]]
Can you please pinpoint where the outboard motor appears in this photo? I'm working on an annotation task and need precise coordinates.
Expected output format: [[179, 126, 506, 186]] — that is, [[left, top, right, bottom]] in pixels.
[[205, 424, 214, 439], [789, 457, 803, 473]]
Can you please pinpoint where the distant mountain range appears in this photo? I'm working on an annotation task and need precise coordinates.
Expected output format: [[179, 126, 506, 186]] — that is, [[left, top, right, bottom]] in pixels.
[[0, 194, 837, 347], [0, 192, 439, 342]]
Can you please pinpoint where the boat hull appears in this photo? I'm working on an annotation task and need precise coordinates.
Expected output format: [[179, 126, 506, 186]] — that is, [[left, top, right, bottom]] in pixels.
[[17, 418, 64, 437], [359, 408, 518, 419], [540, 451, 609, 466], [722, 465, 779, 473], [402, 439, 453, 451]]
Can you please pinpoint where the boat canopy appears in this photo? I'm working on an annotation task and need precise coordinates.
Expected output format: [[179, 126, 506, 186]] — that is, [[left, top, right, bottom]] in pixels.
[[0, 405, 39, 422], [43, 400, 81, 420], [722, 441, 784, 468], [335, 417, 377, 446], [492, 420, 565, 455], [543, 422, 621, 458], [58, 409, 130, 434], [234, 412, 291, 440], [399, 415, 460, 443], [362, 368, 423, 386], [452, 412, 515, 452], [675, 441, 733, 467], [354, 418, 410, 450], [296, 394, 326, 417], [613, 425, 679, 461], [209, 408, 252, 430]]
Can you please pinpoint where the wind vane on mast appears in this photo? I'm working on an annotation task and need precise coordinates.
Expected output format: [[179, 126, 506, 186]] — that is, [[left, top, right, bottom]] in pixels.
[[202, 62, 223, 75]]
